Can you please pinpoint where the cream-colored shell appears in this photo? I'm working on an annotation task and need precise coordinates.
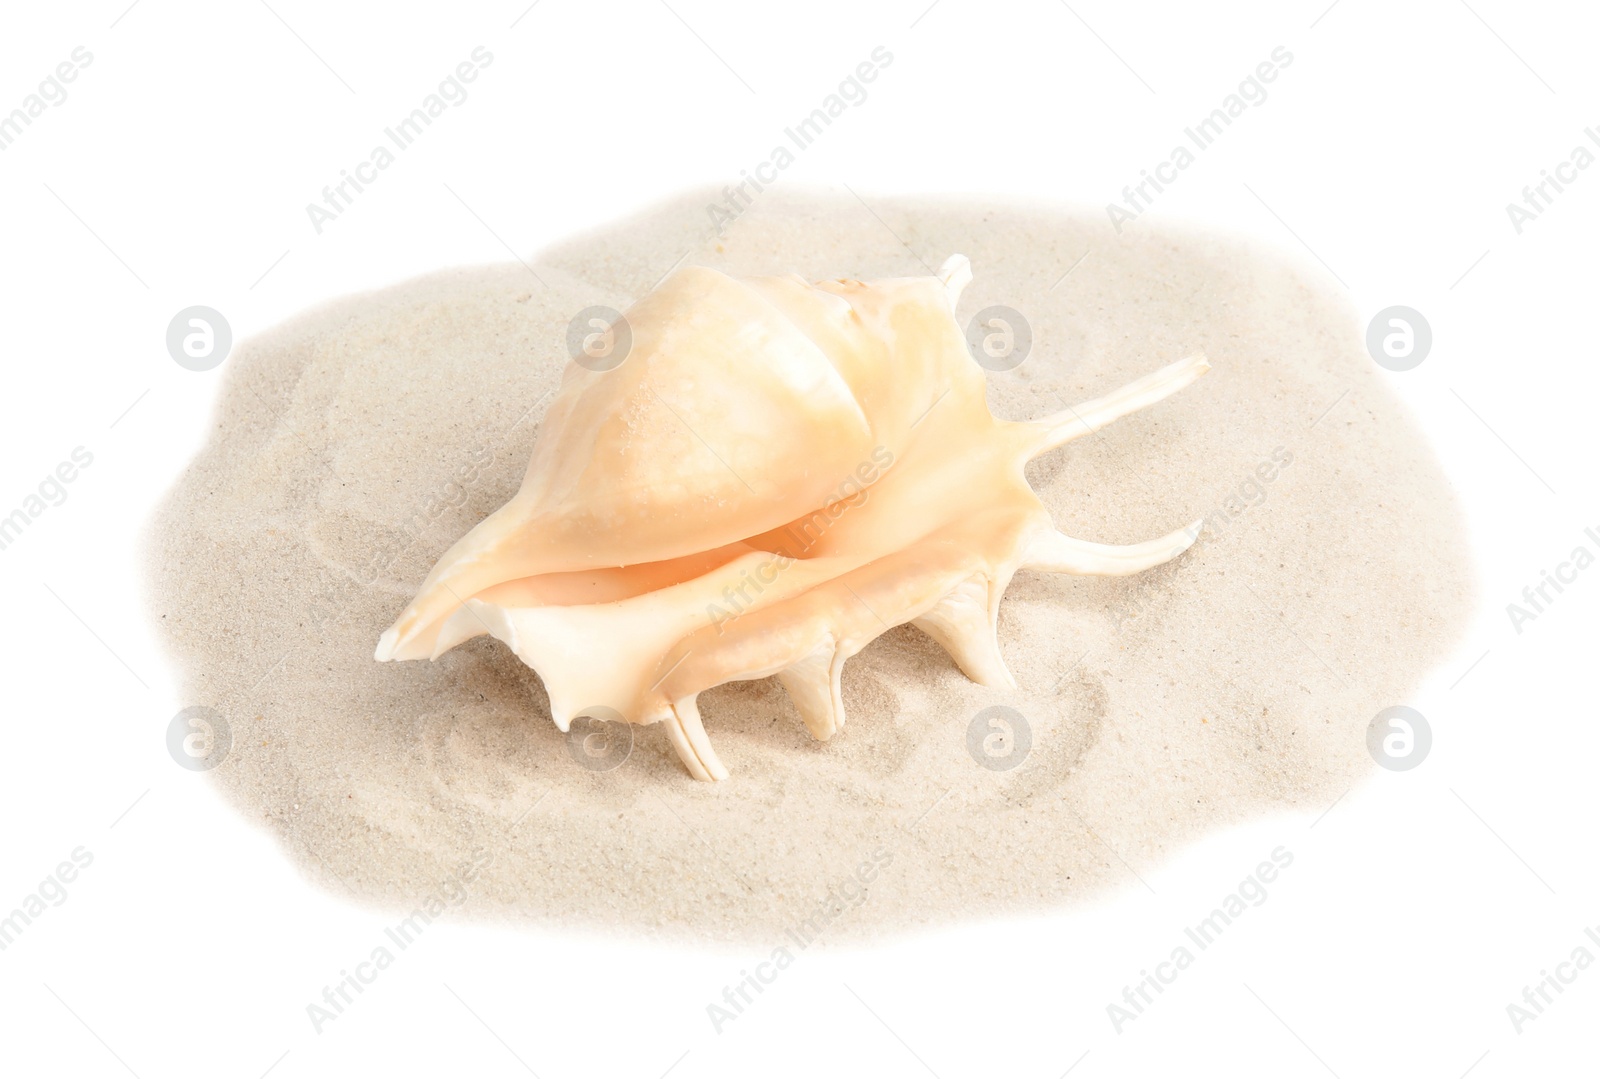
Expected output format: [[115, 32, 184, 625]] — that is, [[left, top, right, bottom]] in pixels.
[[376, 256, 1208, 779]]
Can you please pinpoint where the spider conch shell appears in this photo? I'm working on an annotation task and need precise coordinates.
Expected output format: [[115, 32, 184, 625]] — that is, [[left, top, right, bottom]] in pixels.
[[375, 255, 1209, 780]]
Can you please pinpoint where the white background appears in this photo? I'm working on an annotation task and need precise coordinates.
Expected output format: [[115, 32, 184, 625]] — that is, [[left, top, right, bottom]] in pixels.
[[1, 1, 1596, 1076]]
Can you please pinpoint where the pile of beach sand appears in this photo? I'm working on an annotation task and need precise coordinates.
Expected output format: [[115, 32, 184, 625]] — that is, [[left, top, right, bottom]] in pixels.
[[147, 190, 1472, 943]]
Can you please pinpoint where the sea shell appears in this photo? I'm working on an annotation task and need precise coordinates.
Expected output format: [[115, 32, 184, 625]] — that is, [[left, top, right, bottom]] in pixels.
[[375, 255, 1209, 780]]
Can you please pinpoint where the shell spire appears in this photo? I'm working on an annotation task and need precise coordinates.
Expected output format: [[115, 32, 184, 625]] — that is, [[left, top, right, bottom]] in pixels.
[[377, 256, 1209, 779]]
